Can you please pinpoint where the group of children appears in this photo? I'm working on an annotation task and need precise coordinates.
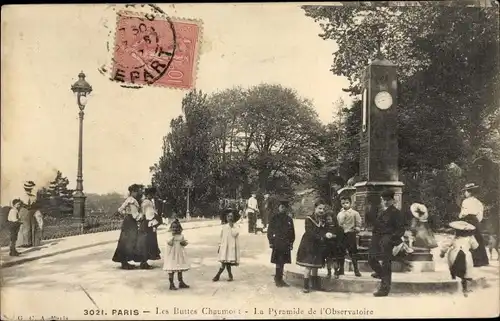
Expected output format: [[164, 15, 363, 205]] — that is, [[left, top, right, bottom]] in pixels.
[[292, 197, 362, 293], [161, 207, 242, 290], [162, 192, 485, 297]]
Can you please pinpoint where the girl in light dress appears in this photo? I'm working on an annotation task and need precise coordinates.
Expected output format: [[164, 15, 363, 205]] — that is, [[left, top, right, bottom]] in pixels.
[[439, 220, 479, 297], [163, 219, 190, 290], [212, 208, 241, 282]]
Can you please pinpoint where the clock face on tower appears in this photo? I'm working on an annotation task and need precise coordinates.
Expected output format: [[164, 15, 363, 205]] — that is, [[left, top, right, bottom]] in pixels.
[[374, 91, 393, 110]]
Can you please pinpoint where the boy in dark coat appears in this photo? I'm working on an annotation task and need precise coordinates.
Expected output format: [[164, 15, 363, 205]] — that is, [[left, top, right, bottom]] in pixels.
[[267, 199, 295, 287], [368, 189, 405, 297]]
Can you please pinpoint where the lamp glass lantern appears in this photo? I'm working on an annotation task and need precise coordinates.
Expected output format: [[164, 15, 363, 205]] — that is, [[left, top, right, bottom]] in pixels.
[[71, 71, 93, 110]]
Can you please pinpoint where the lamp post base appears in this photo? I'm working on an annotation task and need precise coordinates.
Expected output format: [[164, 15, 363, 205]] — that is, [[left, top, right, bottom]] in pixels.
[[73, 192, 86, 225]]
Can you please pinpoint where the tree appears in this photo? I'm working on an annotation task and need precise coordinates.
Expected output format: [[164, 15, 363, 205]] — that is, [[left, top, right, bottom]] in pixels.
[[303, 4, 499, 225], [152, 84, 326, 215], [86, 192, 125, 216], [242, 84, 324, 193], [26, 171, 74, 217]]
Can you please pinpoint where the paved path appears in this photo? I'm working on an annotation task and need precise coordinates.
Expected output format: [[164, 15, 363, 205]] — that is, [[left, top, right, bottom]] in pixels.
[[1, 219, 499, 320], [0, 219, 219, 268]]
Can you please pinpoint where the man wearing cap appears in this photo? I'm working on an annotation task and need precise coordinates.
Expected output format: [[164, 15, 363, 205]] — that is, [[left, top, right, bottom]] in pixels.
[[368, 189, 405, 297], [459, 183, 489, 267]]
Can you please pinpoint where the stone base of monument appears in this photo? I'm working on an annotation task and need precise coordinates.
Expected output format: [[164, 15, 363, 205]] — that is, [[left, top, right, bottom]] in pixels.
[[284, 265, 493, 294], [349, 247, 436, 273], [344, 259, 436, 273]]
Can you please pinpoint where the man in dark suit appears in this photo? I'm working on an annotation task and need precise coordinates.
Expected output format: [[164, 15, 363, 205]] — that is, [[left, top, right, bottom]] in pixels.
[[267, 199, 295, 287], [368, 189, 405, 297]]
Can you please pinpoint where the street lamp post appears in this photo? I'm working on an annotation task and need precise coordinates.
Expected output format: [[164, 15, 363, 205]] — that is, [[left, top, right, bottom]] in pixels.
[[71, 72, 92, 225], [185, 179, 193, 220]]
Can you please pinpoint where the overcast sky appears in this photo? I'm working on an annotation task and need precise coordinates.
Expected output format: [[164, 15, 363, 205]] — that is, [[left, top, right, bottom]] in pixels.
[[1, 3, 351, 203]]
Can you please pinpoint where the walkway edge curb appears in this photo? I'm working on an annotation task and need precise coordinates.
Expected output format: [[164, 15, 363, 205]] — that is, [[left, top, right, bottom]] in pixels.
[[0, 223, 219, 269]]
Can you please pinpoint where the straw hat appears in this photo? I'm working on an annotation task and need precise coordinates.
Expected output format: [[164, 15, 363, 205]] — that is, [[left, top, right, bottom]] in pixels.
[[410, 203, 429, 222], [449, 221, 475, 231], [461, 183, 479, 191]]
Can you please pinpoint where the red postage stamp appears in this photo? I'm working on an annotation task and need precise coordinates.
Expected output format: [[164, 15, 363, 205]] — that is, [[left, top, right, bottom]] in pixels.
[[111, 11, 201, 89]]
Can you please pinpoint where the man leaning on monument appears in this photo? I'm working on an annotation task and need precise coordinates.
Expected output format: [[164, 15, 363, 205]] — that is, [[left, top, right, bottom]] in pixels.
[[368, 189, 405, 297]]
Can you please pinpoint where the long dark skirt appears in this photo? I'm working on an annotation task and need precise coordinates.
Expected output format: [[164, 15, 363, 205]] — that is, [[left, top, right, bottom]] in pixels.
[[112, 215, 141, 263], [461, 215, 489, 267], [296, 235, 325, 268], [146, 228, 161, 260]]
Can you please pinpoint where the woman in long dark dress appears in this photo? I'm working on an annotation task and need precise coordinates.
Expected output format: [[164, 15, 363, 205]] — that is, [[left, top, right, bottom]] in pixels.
[[296, 200, 330, 293], [141, 187, 162, 261], [112, 184, 144, 270], [458, 183, 489, 267]]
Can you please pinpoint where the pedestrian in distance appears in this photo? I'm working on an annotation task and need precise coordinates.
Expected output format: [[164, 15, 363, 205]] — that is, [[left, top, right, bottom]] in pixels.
[[163, 219, 190, 290], [267, 198, 295, 287], [336, 196, 362, 277], [440, 221, 479, 297], [7, 199, 23, 256], [213, 207, 241, 282], [246, 193, 259, 234]]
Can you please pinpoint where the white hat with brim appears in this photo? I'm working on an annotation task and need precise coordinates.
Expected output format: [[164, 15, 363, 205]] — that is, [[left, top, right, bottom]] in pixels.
[[461, 183, 479, 191], [449, 221, 475, 231], [410, 203, 429, 221]]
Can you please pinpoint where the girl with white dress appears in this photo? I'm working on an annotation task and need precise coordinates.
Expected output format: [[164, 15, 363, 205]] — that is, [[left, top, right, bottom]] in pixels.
[[213, 208, 241, 282], [163, 219, 190, 290], [440, 220, 479, 297]]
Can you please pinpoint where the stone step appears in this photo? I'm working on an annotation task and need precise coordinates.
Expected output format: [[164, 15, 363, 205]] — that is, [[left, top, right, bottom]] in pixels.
[[284, 269, 495, 294], [344, 259, 436, 273]]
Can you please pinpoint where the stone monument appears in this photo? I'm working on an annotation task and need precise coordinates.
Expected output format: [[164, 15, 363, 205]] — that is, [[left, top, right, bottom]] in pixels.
[[351, 49, 434, 272]]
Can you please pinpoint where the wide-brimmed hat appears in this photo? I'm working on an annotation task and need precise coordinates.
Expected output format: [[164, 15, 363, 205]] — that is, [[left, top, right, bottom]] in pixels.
[[410, 203, 429, 222], [449, 221, 475, 231], [461, 183, 479, 191]]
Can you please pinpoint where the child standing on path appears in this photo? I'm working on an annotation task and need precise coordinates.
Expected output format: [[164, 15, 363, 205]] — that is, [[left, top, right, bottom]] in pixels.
[[440, 220, 479, 297], [213, 208, 241, 282], [163, 220, 190, 290], [336, 196, 362, 277], [267, 199, 295, 287], [323, 208, 343, 279], [296, 200, 331, 293]]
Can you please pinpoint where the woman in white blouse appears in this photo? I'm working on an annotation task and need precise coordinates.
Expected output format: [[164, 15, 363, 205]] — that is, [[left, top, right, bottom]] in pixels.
[[458, 183, 489, 267], [112, 184, 144, 270]]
